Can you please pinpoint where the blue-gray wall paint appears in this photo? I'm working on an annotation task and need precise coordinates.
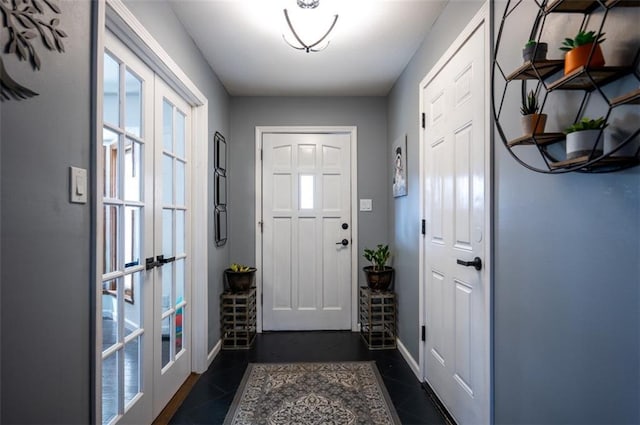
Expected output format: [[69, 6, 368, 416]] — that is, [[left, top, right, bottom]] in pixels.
[[492, 2, 640, 423], [1, 2, 93, 423], [387, 0, 484, 362], [123, 0, 231, 351], [229, 97, 388, 288]]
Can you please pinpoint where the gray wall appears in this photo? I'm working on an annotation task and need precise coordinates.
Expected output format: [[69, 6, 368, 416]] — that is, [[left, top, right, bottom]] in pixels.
[[123, 0, 231, 351], [492, 2, 640, 424], [390, 0, 639, 423], [387, 0, 484, 361], [1, 2, 93, 423], [229, 97, 388, 288]]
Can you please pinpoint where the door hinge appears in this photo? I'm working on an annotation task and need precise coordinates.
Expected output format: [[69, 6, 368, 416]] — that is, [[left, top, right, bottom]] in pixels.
[[421, 219, 426, 235], [260, 149, 263, 161], [421, 325, 426, 341], [421, 112, 426, 129]]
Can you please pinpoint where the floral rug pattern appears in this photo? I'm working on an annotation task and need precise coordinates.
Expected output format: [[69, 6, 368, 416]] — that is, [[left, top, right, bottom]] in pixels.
[[223, 362, 401, 425]]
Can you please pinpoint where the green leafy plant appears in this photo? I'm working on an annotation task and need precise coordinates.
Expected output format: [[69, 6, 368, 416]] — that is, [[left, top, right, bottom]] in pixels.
[[564, 117, 608, 134], [229, 263, 252, 272], [524, 39, 537, 48], [363, 244, 391, 271], [520, 90, 540, 115], [560, 30, 606, 51]]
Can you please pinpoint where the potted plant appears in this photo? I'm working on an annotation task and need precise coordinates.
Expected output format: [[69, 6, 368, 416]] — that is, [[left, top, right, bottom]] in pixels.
[[522, 39, 548, 62], [363, 244, 394, 291], [564, 117, 607, 160], [560, 30, 606, 75], [224, 263, 257, 293], [520, 90, 547, 135], [604, 128, 638, 158]]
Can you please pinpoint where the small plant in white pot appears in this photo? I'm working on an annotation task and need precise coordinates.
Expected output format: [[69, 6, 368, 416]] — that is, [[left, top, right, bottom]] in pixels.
[[520, 90, 547, 135], [564, 117, 607, 160]]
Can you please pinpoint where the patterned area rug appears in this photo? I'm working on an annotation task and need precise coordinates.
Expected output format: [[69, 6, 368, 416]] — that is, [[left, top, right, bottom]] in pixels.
[[223, 362, 401, 425]]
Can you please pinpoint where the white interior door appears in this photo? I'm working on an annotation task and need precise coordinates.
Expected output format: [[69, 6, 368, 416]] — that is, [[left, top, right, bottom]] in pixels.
[[421, 17, 489, 425], [153, 77, 192, 413], [262, 132, 352, 331], [100, 31, 192, 425]]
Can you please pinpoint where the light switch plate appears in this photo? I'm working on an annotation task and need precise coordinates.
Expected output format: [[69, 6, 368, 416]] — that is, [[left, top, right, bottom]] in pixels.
[[70, 166, 87, 204], [359, 199, 372, 211]]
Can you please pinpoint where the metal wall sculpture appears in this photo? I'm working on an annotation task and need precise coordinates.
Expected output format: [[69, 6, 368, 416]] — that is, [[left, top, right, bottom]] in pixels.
[[1, 0, 67, 101]]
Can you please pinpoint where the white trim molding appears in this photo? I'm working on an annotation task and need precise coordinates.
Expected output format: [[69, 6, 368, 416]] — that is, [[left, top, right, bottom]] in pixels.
[[254, 126, 359, 333], [207, 339, 222, 368], [396, 338, 421, 381]]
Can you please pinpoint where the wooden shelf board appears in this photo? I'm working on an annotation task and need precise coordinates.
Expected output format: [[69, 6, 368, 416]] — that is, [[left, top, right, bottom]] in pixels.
[[508, 132, 565, 147], [550, 155, 639, 169], [505, 60, 564, 81], [548, 66, 632, 91], [546, 0, 599, 13], [611, 88, 640, 106]]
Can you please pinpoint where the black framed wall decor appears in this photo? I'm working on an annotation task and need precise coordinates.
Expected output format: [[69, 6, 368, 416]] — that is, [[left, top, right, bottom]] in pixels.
[[214, 131, 228, 247]]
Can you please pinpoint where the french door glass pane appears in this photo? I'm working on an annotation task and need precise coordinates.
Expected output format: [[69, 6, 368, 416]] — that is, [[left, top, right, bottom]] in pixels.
[[175, 111, 185, 158], [175, 306, 184, 354], [162, 263, 173, 314], [162, 209, 173, 257], [102, 279, 118, 350], [125, 70, 142, 137], [103, 53, 119, 127], [124, 272, 142, 336], [176, 259, 184, 306], [103, 205, 119, 274], [103, 129, 119, 199], [163, 100, 173, 151], [176, 210, 185, 255], [162, 154, 173, 205], [123, 336, 141, 407], [101, 353, 118, 425], [161, 316, 171, 368], [124, 139, 142, 202], [124, 206, 141, 268], [175, 160, 185, 206]]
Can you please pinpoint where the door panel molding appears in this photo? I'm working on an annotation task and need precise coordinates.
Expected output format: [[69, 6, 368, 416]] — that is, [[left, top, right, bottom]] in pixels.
[[418, 2, 491, 424], [255, 126, 358, 333]]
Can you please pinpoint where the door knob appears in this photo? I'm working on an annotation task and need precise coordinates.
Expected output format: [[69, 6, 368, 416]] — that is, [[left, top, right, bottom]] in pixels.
[[336, 239, 349, 246], [342, 223, 349, 230], [456, 257, 482, 271]]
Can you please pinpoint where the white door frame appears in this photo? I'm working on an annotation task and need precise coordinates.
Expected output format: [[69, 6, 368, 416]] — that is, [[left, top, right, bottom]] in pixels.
[[418, 2, 492, 423], [255, 126, 359, 333], [95, 0, 209, 422]]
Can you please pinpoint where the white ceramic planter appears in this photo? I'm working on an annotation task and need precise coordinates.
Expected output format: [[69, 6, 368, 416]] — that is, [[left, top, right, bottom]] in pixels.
[[566, 129, 603, 160], [604, 133, 638, 157]]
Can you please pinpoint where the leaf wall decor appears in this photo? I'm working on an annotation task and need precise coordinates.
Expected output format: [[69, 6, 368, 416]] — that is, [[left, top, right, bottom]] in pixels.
[[1, 0, 67, 101]]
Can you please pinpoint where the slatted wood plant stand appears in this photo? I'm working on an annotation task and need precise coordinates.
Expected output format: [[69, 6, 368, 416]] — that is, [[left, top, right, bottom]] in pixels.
[[220, 287, 256, 349], [359, 287, 397, 349]]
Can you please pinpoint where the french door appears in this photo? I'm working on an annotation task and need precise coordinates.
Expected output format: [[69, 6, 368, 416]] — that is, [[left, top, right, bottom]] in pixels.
[[261, 132, 352, 331], [99, 30, 191, 425]]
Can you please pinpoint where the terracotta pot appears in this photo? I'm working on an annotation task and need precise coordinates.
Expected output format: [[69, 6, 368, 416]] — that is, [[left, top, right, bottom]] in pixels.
[[363, 266, 394, 291], [520, 113, 547, 135], [224, 268, 256, 293], [566, 130, 603, 160], [564, 43, 605, 75]]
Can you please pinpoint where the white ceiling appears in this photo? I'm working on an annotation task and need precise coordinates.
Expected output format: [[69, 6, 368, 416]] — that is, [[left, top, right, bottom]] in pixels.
[[170, 0, 449, 96]]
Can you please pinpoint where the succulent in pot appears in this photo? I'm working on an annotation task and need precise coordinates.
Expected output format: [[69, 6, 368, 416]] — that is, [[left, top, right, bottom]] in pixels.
[[224, 263, 257, 293], [363, 244, 394, 291], [522, 39, 548, 62], [564, 117, 607, 160], [520, 90, 547, 135], [560, 30, 605, 75]]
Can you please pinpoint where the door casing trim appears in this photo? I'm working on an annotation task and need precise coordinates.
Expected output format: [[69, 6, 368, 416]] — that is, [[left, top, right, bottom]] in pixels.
[[418, 2, 492, 424], [255, 126, 359, 333]]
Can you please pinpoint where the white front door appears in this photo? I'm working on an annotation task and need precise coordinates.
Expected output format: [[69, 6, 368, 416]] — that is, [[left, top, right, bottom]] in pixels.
[[421, 12, 489, 425], [99, 30, 192, 425], [262, 132, 352, 331]]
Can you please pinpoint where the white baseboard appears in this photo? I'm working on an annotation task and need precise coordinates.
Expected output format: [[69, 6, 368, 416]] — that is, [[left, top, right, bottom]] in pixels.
[[396, 337, 421, 380], [207, 339, 221, 368]]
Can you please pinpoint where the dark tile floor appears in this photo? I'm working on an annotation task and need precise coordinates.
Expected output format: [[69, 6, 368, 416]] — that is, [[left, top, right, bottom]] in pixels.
[[169, 331, 447, 424]]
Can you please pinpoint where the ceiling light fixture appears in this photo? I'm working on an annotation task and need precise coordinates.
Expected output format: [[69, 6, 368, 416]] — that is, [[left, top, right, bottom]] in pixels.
[[283, 0, 338, 53]]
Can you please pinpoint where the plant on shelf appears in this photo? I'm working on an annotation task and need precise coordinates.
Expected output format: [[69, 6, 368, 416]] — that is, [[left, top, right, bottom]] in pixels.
[[522, 39, 548, 62], [520, 90, 547, 135], [560, 30, 606, 75], [363, 244, 394, 291], [564, 117, 607, 160], [224, 263, 257, 293]]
